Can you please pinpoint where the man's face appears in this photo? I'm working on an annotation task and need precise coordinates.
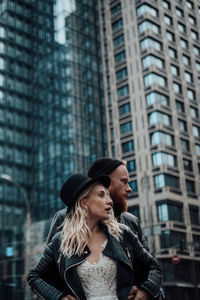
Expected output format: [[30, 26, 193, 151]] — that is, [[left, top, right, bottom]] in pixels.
[[108, 164, 132, 216]]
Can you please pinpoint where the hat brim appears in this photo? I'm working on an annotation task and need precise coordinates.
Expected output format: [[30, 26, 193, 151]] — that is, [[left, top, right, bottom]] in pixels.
[[67, 175, 111, 212]]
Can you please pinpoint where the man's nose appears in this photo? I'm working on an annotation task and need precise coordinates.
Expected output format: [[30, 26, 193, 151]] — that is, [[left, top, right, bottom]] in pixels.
[[127, 183, 132, 193]]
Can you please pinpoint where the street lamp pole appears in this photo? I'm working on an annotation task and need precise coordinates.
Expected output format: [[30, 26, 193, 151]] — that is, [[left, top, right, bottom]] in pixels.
[[0, 174, 31, 300], [141, 173, 155, 256]]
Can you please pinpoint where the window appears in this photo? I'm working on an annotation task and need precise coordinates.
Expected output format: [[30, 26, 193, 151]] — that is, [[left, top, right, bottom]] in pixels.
[[157, 201, 183, 222], [183, 159, 193, 171], [137, 4, 158, 17], [162, 0, 170, 10], [122, 140, 134, 153], [195, 144, 200, 155], [118, 85, 129, 97], [152, 152, 176, 167], [187, 89, 195, 101], [192, 125, 200, 137], [126, 160, 136, 172], [140, 37, 162, 51], [185, 71, 193, 83], [142, 55, 164, 69], [114, 34, 124, 46], [186, 179, 195, 193], [166, 31, 175, 42], [164, 15, 173, 25], [112, 19, 123, 31], [178, 119, 187, 132], [193, 235, 200, 252], [176, 100, 184, 113], [178, 22, 186, 34], [110, 128, 114, 139], [138, 20, 160, 35], [146, 91, 169, 106], [111, 3, 121, 15], [169, 47, 177, 59], [116, 68, 127, 80], [173, 82, 182, 94], [196, 61, 200, 72], [188, 15, 196, 25], [190, 107, 198, 119], [186, 0, 194, 9], [120, 121, 132, 134], [149, 111, 172, 126], [176, 7, 184, 17], [194, 46, 200, 56], [119, 103, 131, 115], [189, 205, 199, 225], [191, 30, 198, 40], [154, 174, 180, 189], [183, 55, 190, 66], [144, 73, 167, 87], [180, 139, 190, 151], [115, 51, 126, 63], [151, 131, 174, 146], [180, 38, 188, 49], [129, 180, 138, 193], [171, 65, 179, 76], [161, 230, 186, 249], [128, 205, 140, 219]]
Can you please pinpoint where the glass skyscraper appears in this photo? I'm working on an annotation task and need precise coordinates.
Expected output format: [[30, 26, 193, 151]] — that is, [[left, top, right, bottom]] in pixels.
[[0, 1, 106, 298]]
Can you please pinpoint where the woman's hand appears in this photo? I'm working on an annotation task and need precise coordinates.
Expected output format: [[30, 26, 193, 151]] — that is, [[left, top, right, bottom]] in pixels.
[[61, 295, 77, 300]]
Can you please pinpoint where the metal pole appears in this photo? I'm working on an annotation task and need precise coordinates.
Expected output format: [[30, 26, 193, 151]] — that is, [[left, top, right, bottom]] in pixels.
[[142, 173, 155, 256], [0, 174, 31, 300]]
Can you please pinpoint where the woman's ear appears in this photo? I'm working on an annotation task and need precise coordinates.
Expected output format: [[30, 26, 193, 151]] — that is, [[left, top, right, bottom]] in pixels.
[[80, 198, 87, 209]]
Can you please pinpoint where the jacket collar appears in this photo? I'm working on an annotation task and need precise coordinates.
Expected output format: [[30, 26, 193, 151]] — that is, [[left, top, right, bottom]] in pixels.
[[63, 223, 132, 270]]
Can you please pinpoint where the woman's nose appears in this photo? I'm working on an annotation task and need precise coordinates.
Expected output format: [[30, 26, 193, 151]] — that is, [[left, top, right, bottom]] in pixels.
[[107, 196, 113, 206]]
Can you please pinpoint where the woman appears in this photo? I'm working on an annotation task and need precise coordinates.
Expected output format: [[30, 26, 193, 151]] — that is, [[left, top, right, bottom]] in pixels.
[[27, 174, 162, 300]]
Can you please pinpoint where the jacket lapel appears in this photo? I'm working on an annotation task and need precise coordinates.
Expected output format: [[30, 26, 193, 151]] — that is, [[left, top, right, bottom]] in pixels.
[[103, 233, 133, 270]]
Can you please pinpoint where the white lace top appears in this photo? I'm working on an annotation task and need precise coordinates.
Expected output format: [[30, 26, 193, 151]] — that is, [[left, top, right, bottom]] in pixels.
[[76, 240, 118, 300]]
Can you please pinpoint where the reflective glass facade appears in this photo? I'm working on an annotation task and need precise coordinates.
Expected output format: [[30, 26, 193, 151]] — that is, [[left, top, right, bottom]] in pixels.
[[0, 1, 106, 298]]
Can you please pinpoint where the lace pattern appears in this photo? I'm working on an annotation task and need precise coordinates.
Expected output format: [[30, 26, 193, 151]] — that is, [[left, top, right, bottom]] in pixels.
[[76, 240, 118, 300]]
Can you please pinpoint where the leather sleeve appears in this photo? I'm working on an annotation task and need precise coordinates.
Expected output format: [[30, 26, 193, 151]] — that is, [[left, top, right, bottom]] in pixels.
[[124, 229, 162, 298], [27, 237, 67, 300], [119, 212, 149, 251]]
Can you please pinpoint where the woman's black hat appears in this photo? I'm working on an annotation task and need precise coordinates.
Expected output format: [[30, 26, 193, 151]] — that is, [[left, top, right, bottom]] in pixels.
[[60, 174, 111, 211]]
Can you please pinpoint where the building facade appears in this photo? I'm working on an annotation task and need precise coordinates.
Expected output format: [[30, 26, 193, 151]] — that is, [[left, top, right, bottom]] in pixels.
[[98, 0, 200, 299]]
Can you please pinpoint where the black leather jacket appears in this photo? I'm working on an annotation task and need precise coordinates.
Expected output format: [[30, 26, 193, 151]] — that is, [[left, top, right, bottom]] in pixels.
[[27, 226, 162, 300]]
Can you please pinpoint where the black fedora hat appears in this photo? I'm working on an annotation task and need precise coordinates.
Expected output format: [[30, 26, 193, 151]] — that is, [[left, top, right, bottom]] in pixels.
[[60, 174, 111, 211]]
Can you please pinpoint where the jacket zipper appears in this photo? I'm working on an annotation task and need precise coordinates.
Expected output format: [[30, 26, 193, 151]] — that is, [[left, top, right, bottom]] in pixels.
[[64, 258, 87, 300], [57, 253, 62, 273], [125, 247, 133, 268]]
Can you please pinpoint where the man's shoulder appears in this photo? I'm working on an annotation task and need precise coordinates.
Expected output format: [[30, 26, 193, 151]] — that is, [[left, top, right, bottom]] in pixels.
[[119, 212, 139, 225], [54, 208, 67, 219]]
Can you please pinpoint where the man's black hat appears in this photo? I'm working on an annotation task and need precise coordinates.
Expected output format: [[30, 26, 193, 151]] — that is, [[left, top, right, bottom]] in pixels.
[[88, 158, 122, 178], [60, 174, 111, 211]]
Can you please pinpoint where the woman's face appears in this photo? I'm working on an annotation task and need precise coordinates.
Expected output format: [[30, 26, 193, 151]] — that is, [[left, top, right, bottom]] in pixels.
[[84, 184, 113, 220]]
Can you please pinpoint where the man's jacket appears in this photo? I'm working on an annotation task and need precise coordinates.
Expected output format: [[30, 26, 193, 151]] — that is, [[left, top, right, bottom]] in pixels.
[[27, 227, 162, 300]]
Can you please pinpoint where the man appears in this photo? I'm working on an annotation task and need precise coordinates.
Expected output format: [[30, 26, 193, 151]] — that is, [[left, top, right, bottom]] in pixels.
[[47, 158, 161, 300]]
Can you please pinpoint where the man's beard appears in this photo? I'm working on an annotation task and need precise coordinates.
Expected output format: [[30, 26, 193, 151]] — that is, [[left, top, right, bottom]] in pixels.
[[113, 197, 128, 217]]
